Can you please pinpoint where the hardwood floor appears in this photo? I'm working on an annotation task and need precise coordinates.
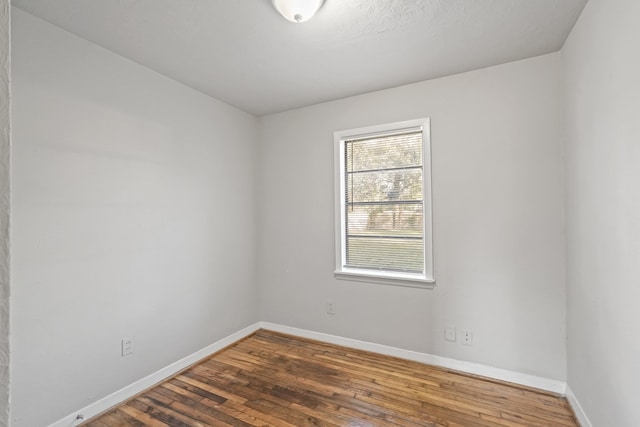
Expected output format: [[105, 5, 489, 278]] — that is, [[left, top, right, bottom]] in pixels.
[[84, 330, 578, 426]]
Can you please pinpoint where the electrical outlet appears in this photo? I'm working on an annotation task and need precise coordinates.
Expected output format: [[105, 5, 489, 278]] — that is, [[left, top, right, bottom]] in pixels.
[[445, 324, 456, 342], [122, 337, 134, 356], [326, 301, 336, 315], [462, 330, 473, 346]]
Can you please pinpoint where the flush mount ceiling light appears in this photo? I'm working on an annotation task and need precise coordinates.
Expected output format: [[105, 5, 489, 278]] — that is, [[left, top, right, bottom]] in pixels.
[[272, 0, 325, 23]]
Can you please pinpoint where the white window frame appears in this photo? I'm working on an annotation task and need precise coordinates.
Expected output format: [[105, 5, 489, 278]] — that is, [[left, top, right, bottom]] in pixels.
[[334, 118, 435, 289]]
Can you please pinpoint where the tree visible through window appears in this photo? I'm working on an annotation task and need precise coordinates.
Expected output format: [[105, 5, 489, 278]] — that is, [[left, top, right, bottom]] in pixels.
[[334, 119, 434, 287]]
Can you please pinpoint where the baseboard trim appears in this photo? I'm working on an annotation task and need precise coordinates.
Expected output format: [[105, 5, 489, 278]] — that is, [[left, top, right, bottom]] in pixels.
[[51, 321, 569, 426], [566, 386, 593, 427], [259, 322, 567, 395], [49, 322, 262, 427]]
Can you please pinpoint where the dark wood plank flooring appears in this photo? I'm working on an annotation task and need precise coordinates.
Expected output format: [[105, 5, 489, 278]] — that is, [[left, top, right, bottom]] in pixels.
[[83, 330, 578, 426]]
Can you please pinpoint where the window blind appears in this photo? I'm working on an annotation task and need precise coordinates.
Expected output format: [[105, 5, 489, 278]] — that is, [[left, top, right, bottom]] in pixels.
[[344, 129, 424, 273]]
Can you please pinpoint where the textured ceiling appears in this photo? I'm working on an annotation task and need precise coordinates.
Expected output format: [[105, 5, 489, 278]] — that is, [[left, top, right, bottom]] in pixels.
[[12, 0, 587, 116]]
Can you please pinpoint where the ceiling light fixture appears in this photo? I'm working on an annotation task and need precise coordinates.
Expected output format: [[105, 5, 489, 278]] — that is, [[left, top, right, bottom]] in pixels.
[[272, 0, 325, 23]]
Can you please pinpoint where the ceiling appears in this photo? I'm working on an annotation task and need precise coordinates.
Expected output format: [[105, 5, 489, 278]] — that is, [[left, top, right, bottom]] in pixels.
[[12, 0, 587, 116]]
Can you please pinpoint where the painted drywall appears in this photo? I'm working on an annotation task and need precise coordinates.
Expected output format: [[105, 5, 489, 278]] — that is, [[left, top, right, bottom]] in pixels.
[[0, 1, 9, 426], [563, 0, 640, 425], [258, 53, 567, 381], [10, 8, 258, 426]]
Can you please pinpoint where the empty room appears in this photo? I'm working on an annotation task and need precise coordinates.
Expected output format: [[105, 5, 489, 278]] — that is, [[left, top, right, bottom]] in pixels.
[[0, 0, 638, 426]]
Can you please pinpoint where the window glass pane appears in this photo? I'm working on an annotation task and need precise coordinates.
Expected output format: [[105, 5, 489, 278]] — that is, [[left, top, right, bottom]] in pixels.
[[347, 132, 422, 172], [346, 237, 424, 273], [346, 204, 423, 236], [347, 169, 423, 203]]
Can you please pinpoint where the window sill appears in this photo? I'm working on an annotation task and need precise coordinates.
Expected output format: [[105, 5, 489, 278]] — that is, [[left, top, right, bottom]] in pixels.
[[334, 269, 435, 289]]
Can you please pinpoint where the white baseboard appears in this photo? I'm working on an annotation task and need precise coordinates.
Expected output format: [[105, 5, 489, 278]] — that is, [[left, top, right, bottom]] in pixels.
[[566, 386, 593, 427], [49, 322, 261, 427], [259, 322, 567, 395], [51, 321, 570, 426]]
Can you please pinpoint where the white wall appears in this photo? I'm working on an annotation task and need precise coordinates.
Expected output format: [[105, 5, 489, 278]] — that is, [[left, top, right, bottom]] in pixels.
[[258, 53, 567, 381], [0, 1, 10, 426], [563, 0, 640, 425], [11, 9, 258, 426]]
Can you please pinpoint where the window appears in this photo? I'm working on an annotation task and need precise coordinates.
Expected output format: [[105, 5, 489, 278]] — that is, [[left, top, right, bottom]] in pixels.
[[334, 119, 434, 288]]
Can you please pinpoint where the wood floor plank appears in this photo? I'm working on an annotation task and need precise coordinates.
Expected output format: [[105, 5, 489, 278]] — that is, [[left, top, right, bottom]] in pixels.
[[118, 405, 170, 427], [83, 330, 578, 427]]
